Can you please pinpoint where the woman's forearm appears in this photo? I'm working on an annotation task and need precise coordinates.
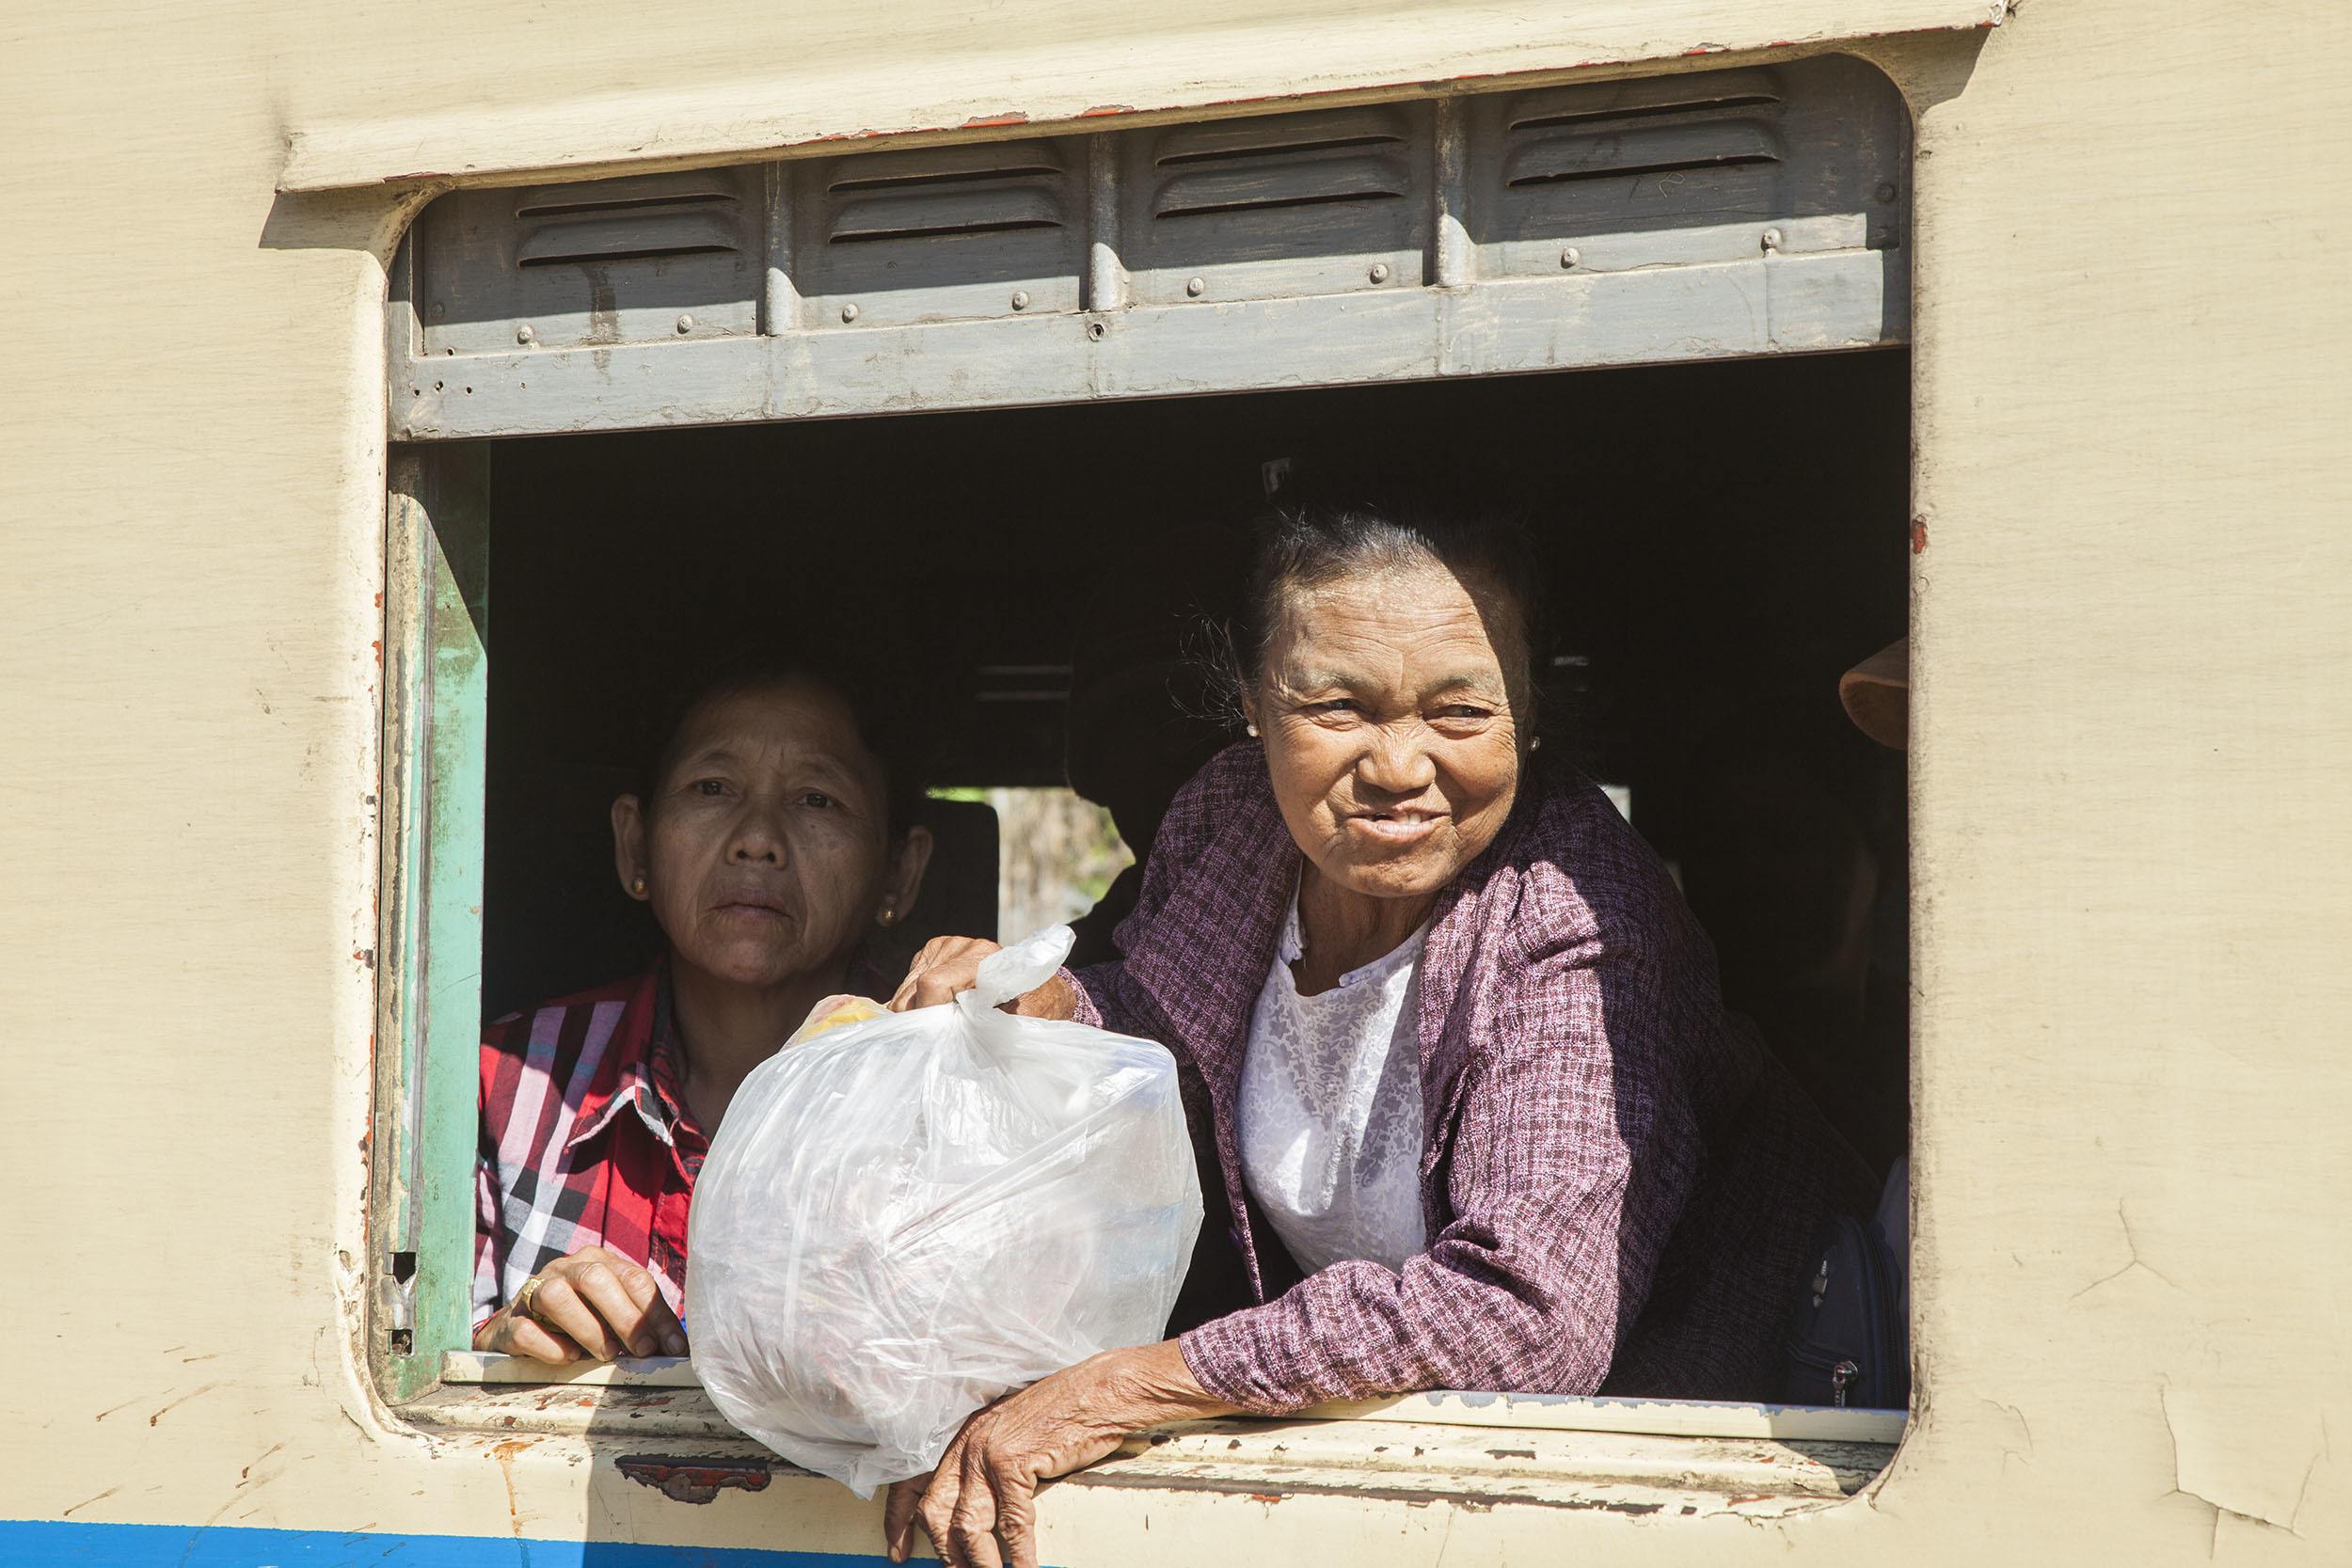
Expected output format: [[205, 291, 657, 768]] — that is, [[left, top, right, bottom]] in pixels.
[[1093, 1338, 1241, 1430], [883, 1338, 1243, 1567]]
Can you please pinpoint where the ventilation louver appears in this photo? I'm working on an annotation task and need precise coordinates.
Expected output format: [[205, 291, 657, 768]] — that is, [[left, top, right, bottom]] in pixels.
[[513, 175, 748, 268], [796, 142, 1081, 326], [394, 55, 1911, 439], [414, 168, 759, 356], [1478, 61, 1897, 277], [1502, 103, 1784, 191], [1486, 70, 1790, 277], [823, 153, 1068, 245], [1122, 105, 1426, 306], [1148, 114, 1411, 221]]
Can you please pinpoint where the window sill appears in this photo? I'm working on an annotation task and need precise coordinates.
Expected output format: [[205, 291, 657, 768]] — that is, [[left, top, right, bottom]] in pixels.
[[411, 1353, 1902, 1517]]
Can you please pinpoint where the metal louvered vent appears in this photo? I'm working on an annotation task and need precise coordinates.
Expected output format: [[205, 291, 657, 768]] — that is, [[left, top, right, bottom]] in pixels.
[[394, 55, 1911, 438], [414, 168, 758, 356], [1502, 92, 1786, 191], [1148, 115, 1411, 220], [797, 141, 1082, 326], [824, 157, 1066, 245], [1122, 105, 1426, 305], [512, 175, 747, 267], [1490, 69, 1790, 269], [1474, 58, 1900, 277]]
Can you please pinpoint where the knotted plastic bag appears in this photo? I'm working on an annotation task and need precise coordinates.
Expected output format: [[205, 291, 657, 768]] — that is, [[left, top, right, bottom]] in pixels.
[[685, 926, 1203, 1497]]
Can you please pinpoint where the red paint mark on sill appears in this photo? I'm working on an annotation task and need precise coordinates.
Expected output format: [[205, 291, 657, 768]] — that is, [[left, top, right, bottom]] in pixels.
[[962, 111, 1031, 129], [616, 1455, 775, 1505], [1081, 104, 1137, 118], [1911, 517, 1930, 554]]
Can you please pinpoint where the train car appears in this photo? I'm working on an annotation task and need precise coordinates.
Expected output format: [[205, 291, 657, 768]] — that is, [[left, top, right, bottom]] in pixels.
[[3, 0, 2345, 1563]]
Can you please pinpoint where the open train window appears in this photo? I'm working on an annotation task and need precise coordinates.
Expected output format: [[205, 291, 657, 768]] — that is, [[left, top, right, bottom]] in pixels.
[[374, 52, 1916, 1513]]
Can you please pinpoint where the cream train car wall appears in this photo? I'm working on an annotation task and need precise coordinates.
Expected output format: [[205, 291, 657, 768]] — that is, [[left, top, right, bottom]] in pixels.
[[1, 0, 2346, 1563]]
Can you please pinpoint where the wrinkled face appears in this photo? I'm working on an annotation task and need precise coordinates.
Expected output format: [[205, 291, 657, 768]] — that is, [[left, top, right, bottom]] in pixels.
[[1247, 562, 1524, 903], [613, 679, 915, 990]]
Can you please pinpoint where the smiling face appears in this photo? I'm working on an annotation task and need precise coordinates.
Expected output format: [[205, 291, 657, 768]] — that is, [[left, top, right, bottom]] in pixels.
[[611, 677, 928, 993], [1245, 560, 1526, 904]]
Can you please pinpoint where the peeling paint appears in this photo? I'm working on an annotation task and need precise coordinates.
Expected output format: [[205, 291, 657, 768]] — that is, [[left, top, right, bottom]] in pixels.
[[2158, 1383, 2326, 1540], [1553, 1497, 1667, 1516], [615, 1453, 774, 1504]]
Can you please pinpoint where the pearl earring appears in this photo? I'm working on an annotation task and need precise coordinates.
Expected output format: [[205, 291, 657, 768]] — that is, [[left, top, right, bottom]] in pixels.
[[878, 904, 897, 927], [1246, 723, 1261, 737], [1529, 736, 1543, 752], [631, 875, 647, 896]]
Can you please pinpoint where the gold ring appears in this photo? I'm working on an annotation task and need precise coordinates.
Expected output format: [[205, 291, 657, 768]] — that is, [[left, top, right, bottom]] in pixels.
[[512, 1275, 545, 1323]]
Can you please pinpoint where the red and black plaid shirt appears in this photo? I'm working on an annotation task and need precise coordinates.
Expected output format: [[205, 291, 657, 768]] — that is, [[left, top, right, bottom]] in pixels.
[[473, 966, 707, 1330]]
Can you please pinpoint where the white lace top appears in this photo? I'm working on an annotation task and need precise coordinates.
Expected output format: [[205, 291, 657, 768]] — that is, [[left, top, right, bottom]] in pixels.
[[1236, 889, 1430, 1275]]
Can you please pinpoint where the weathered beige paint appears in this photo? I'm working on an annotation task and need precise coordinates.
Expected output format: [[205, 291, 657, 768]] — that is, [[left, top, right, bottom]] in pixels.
[[2, 1, 2346, 1563], [276, 0, 2002, 190]]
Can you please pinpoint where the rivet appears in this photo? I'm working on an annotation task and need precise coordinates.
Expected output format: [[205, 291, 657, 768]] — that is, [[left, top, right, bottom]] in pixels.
[[1087, 319, 1108, 341], [1185, 277, 1205, 297], [675, 314, 694, 334], [1559, 246, 1581, 269], [1762, 228, 1784, 253], [1011, 290, 1031, 311], [1368, 261, 1391, 284], [841, 303, 861, 324], [430, 302, 447, 321], [516, 325, 535, 345], [1876, 182, 1899, 203]]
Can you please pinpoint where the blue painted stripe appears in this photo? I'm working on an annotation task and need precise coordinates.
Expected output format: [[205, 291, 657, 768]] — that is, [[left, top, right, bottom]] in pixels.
[[0, 1520, 889, 1567]]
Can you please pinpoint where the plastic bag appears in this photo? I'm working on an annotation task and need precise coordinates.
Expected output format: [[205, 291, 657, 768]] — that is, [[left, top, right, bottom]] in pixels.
[[685, 926, 1204, 1497]]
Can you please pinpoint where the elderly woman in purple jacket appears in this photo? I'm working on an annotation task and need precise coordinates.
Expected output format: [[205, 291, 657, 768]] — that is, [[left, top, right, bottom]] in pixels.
[[882, 499, 1867, 1568]]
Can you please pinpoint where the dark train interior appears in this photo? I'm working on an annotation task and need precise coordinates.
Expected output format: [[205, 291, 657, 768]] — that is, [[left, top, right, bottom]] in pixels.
[[479, 347, 1913, 1172]]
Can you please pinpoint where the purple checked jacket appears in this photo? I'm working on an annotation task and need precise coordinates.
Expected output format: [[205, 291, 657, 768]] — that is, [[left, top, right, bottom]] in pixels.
[[1067, 743, 1869, 1413]]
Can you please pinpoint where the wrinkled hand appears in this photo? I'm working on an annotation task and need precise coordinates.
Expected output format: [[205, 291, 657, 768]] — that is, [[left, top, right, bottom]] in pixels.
[[471, 1244, 688, 1363], [882, 1342, 1232, 1568], [888, 935, 1075, 1021]]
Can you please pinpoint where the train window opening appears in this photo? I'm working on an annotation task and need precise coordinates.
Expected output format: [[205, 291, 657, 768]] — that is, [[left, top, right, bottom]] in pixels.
[[373, 53, 1921, 1513], [398, 348, 1908, 1443]]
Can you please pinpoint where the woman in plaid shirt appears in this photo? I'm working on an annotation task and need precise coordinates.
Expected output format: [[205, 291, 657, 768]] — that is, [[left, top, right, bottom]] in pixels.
[[472, 654, 933, 1364], [884, 499, 1871, 1568]]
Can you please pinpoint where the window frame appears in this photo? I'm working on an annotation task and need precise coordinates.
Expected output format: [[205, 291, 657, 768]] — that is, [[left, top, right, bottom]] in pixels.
[[365, 55, 1922, 1497], [368, 420, 1913, 1510], [373, 445, 492, 1403]]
